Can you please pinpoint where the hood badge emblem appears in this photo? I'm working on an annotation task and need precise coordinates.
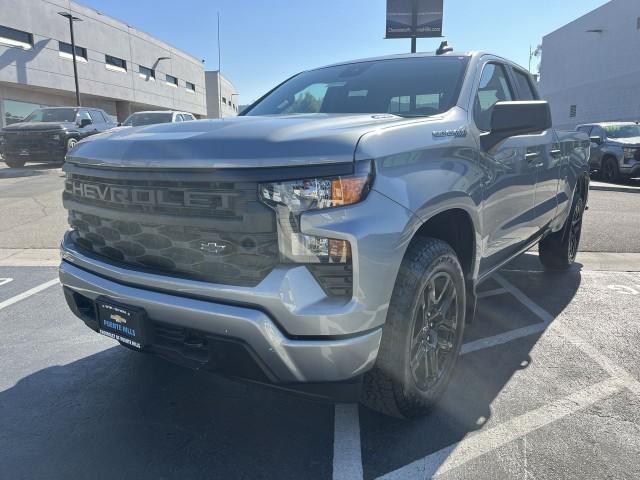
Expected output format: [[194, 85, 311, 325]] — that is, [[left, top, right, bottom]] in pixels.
[[432, 128, 467, 138]]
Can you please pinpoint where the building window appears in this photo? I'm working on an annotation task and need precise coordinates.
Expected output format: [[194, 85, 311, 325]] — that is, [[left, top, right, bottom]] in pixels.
[[186, 81, 196, 92], [105, 55, 127, 72], [222, 96, 227, 104], [58, 41, 87, 62], [570, 105, 577, 118], [0, 25, 33, 49], [166, 74, 178, 87], [637, 17, 640, 30], [139, 65, 155, 80]]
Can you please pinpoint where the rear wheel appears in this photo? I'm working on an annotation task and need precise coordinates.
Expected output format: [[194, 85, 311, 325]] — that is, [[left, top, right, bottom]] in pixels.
[[361, 237, 466, 418], [601, 156, 619, 183], [539, 191, 585, 271], [4, 158, 26, 168]]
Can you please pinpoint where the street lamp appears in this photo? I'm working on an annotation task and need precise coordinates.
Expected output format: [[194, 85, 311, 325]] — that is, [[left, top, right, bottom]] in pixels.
[[58, 12, 82, 106]]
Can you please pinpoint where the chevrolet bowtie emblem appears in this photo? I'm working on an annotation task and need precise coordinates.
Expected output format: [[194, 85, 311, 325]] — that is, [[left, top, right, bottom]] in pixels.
[[199, 241, 228, 255], [110, 314, 127, 324]]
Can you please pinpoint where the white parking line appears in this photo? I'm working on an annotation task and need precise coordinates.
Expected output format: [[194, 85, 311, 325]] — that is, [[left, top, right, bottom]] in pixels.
[[377, 376, 629, 479], [460, 323, 546, 355], [0, 278, 13, 287], [476, 288, 508, 299], [333, 403, 364, 480], [0, 278, 59, 311]]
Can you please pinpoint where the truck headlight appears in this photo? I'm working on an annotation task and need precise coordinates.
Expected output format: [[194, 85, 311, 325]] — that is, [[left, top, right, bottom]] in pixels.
[[623, 148, 635, 159], [259, 160, 373, 263]]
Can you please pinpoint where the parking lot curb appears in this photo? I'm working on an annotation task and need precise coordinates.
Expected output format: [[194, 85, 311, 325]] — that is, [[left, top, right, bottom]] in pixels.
[[0, 249, 59, 266], [590, 183, 640, 194]]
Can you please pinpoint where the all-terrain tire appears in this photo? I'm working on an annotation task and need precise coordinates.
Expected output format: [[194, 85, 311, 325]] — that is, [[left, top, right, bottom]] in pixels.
[[4, 158, 26, 168], [361, 237, 466, 418], [601, 156, 619, 183], [539, 189, 585, 271]]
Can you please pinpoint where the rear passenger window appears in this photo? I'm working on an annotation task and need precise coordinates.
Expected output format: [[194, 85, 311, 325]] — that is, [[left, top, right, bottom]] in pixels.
[[174, 115, 183, 122], [513, 70, 537, 100], [87, 110, 100, 123], [474, 63, 514, 132]]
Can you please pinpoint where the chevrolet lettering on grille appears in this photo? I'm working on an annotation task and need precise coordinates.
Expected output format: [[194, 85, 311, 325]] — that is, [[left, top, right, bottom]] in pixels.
[[65, 180, 236, 210]]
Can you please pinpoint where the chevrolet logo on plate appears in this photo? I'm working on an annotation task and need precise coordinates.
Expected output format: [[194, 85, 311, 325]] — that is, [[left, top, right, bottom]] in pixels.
[[110, 314, 127, 324]]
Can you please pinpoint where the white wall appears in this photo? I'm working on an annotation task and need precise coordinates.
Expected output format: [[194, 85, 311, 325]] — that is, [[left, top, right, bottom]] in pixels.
[[540, 0, 640, 128]]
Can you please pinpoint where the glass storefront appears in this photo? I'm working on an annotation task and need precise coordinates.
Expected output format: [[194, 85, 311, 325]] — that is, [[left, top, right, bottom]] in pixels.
[[3, 99, 51, 126]]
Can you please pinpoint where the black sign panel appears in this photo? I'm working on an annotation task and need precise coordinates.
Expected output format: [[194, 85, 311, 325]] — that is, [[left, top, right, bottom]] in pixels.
[[386, 0, 443, 38]]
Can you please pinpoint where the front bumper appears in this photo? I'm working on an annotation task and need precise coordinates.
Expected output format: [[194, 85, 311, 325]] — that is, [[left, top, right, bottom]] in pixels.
[[60, 259, 381, 384]]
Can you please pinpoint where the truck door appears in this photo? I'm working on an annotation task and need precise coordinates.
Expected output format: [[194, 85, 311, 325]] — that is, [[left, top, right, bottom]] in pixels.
[[509, 67, 560, 229], [475, 62, 538, 272]]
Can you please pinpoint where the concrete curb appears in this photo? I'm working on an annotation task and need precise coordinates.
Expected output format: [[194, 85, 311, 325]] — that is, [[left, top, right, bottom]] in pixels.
[[590, 181, 640, 194], [0, 249, 60, 267]]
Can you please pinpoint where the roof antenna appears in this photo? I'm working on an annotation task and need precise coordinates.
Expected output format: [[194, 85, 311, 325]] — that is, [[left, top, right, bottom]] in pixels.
[[436, 41, 453, 55]]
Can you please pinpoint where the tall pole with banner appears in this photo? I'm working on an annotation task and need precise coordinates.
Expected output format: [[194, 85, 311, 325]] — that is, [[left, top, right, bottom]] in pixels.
[[385, 0, 444, 53]]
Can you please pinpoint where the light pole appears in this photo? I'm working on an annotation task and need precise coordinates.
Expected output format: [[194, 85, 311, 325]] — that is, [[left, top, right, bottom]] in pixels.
[[59, 12, 82, 106]]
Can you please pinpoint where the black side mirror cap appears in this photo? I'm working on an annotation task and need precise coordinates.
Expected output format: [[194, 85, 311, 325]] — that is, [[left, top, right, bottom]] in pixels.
[[589, 135, 603, 145], [480, 101, 552, 151], [79, 118, 92, 128]]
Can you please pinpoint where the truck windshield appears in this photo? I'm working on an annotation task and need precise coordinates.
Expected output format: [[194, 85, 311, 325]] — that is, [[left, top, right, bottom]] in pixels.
[[24, 108, 77, 123], [244, 56, 469, 117], [604, 125, 640, 139], [123, 112, 174, 126]]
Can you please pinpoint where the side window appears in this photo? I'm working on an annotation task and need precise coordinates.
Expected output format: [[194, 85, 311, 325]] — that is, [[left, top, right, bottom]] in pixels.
[[174, 114, 183, 122], [90, 110, 103, 123], [592, 126, 606, 139], [474, 63, 514, 132], [513, 70, 537, 101], [78, 110, 92, 124]]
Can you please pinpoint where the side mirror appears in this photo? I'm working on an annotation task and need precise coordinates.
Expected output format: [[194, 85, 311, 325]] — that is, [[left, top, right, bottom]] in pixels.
[[480, 101, 552, 151], [79, 118, 92, 128], [589, 135, 603, 145]]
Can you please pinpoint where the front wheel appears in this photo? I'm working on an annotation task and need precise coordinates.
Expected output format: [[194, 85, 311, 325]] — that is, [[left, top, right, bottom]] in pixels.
[[66, 137, 78, 154], [539, 193, 585, 271], [601, 157, 619, 183], [361, 237, 466, 418], [4, 158, 26, 168]]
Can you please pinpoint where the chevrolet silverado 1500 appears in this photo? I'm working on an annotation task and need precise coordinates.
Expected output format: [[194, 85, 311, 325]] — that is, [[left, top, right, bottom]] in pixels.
[[59, 51, 589, 418]]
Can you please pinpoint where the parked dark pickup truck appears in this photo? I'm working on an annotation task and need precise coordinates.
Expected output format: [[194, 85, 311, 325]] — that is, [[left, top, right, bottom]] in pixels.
[[0, 107, 115, 168], [59, 51, 590, 418]]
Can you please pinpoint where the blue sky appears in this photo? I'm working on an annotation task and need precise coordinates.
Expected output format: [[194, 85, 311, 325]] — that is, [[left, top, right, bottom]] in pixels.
[[80, 0, 609, 104]]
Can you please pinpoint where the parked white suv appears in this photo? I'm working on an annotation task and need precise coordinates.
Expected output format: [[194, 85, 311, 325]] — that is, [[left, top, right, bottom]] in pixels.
[[121, 111, 196, 127]]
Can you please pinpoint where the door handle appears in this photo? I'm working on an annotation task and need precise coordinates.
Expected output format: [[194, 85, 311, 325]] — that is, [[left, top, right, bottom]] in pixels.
[[525, 152, 539, 162]]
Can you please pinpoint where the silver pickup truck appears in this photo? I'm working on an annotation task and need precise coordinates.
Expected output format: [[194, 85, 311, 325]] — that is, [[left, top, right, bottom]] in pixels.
[[59, 51, 589, 418]]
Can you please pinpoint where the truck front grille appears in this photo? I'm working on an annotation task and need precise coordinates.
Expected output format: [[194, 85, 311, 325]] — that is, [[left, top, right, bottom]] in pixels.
[[64, 170, 278, 287]]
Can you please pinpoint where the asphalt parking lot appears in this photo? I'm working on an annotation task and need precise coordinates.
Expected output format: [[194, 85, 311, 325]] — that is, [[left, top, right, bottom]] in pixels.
[[1, 164, 640, 479]]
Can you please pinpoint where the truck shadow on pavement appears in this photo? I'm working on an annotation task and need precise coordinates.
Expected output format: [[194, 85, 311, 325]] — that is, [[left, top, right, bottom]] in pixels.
[[0, 258, 582, 480], [359, 257, 584, 479]]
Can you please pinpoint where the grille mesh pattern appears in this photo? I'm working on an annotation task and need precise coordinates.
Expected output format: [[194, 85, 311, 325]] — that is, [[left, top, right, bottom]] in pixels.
[[70, 211, 278, 286]]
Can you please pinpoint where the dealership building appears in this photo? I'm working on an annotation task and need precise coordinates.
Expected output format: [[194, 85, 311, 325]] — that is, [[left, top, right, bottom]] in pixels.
[[0, 0, 208, 126], [205, 71, 239, 118], [539, 0, 640, 128]]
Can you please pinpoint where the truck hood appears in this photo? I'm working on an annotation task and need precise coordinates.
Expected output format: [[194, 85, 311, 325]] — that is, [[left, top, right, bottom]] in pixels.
[[66, 114, 413, 169], [1, 121, 73, 132], [608, 137, 640, 147]]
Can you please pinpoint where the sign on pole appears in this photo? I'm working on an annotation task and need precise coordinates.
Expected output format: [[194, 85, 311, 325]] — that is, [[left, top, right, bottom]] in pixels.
[[386, 0, 444, 39]]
